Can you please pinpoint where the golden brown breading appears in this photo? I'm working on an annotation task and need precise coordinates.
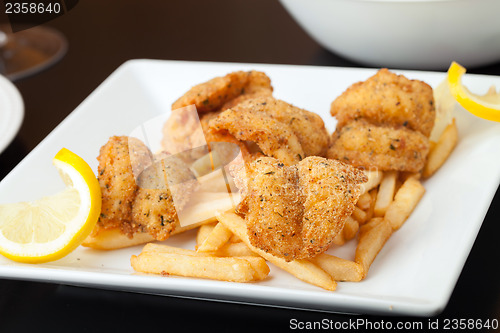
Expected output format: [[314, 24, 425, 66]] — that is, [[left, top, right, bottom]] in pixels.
[[163, 71, 272, 161], [219, 90, 271, 111], [227, 97, 330, 157], [236, 157, 304, 260], [96, 136, 152, 234], [209, 108, 304, 166], [234, 156, 366, 261], [297, 157, 367, 258], [172, 70, 273, 114], [96, 136, 198, 240], [220, 71, 273, 110], [331, 68, 435, 137], [327, 120, 430, 172], [131, 156, 198, 241]]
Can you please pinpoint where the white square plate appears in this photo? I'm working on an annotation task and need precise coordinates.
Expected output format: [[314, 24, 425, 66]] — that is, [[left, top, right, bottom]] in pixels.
[[1, 60, 499, 316]]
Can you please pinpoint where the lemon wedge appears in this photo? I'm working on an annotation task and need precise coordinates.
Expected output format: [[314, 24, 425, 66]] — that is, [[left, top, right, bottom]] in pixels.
[[430, 79, 456, 142], [0, 148, 101, 263], [447, 61, 500, 122]]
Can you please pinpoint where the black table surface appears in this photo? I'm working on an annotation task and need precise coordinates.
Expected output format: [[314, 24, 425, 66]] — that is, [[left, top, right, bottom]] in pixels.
[[1, 1, 499, 332]]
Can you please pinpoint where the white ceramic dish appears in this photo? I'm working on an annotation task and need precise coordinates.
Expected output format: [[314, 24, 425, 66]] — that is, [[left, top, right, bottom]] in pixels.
[[0, 60, 499, 316], [279, 0, 500, 70], [0, 74, 24, 153]]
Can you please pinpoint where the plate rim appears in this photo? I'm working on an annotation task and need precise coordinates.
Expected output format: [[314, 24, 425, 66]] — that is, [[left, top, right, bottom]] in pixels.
[[0, 74, 24, 154]]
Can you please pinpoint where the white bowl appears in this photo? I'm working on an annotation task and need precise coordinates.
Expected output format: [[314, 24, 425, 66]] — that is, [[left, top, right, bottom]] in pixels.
[[279, 0, 500, 70]]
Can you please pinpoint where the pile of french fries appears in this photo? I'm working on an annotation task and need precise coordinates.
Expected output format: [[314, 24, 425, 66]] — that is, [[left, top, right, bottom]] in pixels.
[[130, 120, 458, 291]]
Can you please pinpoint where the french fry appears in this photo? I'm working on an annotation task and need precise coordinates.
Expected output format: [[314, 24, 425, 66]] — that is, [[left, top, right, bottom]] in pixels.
[[143, 238, 256, 259], [133, 243, 269, 281], [422, 119, 458, 179], [310, 254, 363, 282], [215, 242, 257, 257], [331, 229, 345, 246], [342, 216, 359, 241], [229, 233, 241, 243], [374, 171, 398, 217], [355, 218, 393, 278], [131, 252, 265, 282], [356, 192, 372, 210], [196, 166, 237, 193], [216, 211, 336, 291], [385, 178, 425, 230], [197, 222, 233, 252], [150, 228, 255, 258], [82, 228, 154, 250], [360, 170, 383, 195], [352, 206, 367, 224], [237, 256, 270, 281], [363, 188, 378, 223], [141, 243, 202, 256], [196, 223, 216, 248], [190, 153, 215, 178], [177, 191, 240, 228], [82, 219, 210, 250]]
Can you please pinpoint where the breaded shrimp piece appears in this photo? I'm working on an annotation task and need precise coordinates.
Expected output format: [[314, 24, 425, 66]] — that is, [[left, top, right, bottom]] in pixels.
[[327, 120, 430, 172], [172, 70, 273, 114], [234, 156, 366, 261], [331, 68, 435, 137], [96, 136, 152, 235], [209, 108, 304, 166], [220, 71, 273, 110], [131, 155, 198, 241], [237, 157, 304, 260], [163, 71, 272, 159], [231, 97, 330, 157], [297, 157, 366, 258]]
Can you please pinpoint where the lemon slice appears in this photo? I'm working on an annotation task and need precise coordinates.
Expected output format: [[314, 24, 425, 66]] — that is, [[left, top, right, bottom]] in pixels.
[[430, 79, 456, 142], [447, 61, 500, 122], [0, 148, 101, 263]]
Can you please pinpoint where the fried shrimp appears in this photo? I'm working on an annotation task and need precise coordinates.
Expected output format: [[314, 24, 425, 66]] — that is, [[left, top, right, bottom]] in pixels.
[[132, 155, 198, 240], [97, 136, 152, 234], [327, 120, 430, 172], [209, 107, 304, 166], [234, 156, 366, 261], [236, 157, 304, 259], [172, 70, 273, 114], [207, 97, 330, 165], [220, 71, 274, 110], [226, 97, 330, 157], [297, 157, 367, 258], [331, 68, 435, 137], [168, 72, 329, 167], [163, 71, 273, 160], [328, 69, 435, 173], [96, 136, 197, 240]]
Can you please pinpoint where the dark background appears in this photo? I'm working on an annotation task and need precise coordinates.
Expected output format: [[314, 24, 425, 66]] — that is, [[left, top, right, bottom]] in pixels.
[[1, 1, 499, 331]]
